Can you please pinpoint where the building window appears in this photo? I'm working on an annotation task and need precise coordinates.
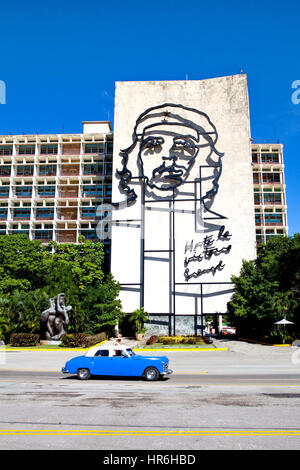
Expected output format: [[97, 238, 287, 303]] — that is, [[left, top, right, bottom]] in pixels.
[[85, 143, 104, 154], [80, 229, 98, 240], [255, 214, 262, 225], [37, 185, 56, 197], [34, 230, 53, 240], [261, 153, 279, 164], [0, 165, 11, 176], [82, 185, 103, 197], [41, 144, 58, 155], [262, 173, 280, 184], [13, 208, 31, 219], [0, 209, 7, 219], [0, 187, 9, 197], [15, 186, 32, 197], [83, 164, 103, 175], [106, 142, 113, 153], [39, 164, 57, 176], [263, 193, 282, 204], [105, 162, 112, 175], [19, 145, 35, 155], [105, 184, 112, 196], [264, 214, 283, 225], [36, 208, 54, 219], [16, 165, 34, 176], [81, 206, 97, 218], [0, 146, 13, 155]]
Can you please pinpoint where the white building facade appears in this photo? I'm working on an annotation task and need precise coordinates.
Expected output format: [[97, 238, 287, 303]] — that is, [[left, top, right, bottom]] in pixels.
[[111, 75, 257, 335]]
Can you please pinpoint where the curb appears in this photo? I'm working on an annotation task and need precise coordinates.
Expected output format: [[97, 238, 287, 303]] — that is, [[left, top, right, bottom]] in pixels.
[[1, 346, 228, 352], [133, 347, 228, 352], [1, 340, 107, 352], [239, 338, 292, 347]]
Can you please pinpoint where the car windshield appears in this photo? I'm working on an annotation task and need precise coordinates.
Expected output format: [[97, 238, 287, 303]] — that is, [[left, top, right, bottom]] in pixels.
[[126, 348, 135, 356]]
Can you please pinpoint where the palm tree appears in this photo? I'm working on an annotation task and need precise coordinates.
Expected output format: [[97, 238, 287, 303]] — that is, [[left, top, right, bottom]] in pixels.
[[129, 307, 149, 335]]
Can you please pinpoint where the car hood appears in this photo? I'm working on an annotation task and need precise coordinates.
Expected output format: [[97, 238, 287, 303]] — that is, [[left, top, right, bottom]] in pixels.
[[133, 355, 169, 362]]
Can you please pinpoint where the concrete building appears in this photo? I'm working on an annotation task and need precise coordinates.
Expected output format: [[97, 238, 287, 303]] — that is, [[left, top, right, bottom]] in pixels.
[[110, 75, 260, 335], [0, 121, 113, 265], [251, 143, 288, 243], [0, 75, 289, 336]]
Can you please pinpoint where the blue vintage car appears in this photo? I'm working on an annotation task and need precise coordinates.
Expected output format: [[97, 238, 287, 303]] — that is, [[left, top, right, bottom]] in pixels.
[[61, 345, 173, 381]]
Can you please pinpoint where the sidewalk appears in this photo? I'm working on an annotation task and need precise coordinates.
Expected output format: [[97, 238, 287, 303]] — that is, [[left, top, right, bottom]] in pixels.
[[110, 337, 228, 352]]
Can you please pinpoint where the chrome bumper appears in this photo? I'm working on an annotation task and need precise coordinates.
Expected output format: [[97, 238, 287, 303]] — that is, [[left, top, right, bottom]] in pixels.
[[160, 369, 173, 376], [61, 367, 68, 373]]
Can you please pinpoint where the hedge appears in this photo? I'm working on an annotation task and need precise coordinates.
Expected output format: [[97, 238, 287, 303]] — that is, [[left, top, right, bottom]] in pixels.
[[60, 332, 106, 348], [10, 333, 40, 347]]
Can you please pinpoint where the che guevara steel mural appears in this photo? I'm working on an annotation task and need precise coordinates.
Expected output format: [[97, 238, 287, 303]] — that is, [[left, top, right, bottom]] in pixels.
[[114, 103, 232, 282]]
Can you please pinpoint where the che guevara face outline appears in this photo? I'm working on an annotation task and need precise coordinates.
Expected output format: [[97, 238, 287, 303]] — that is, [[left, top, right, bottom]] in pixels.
[[138, 123, 200, 191], [116, 103, 224, 205]]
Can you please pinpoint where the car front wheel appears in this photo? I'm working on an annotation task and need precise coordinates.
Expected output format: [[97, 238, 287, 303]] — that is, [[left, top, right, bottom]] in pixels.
[[143, 366, 160, 381], [77, 368, 91, 380]]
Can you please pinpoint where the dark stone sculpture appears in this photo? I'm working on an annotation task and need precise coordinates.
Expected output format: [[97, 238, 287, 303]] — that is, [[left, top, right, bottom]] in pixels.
[[41, 293, 71, 341]]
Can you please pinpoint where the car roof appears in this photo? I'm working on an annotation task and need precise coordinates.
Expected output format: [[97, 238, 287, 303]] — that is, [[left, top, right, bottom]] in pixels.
[[85, 345, 130, 357]]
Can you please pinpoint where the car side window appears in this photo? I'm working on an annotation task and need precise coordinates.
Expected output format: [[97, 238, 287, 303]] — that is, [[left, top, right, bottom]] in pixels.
[[94, 350, 109, 357], [113, 349, 122, 357]]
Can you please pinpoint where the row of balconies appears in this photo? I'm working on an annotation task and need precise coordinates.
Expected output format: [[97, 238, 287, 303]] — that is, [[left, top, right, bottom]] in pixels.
[[254, 195, 286, 205], [0, 162, 113, 177], [0, 209, 107, 221], [0, 185, 112, 199], [0, 143, 113, 157], [0, 228, 100, 243], [253, 173, 283, 185], [255, 215, 287, 227]]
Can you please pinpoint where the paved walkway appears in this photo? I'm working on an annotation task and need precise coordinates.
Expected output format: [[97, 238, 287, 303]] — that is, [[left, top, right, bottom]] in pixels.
[[104, 337, 140, 348]]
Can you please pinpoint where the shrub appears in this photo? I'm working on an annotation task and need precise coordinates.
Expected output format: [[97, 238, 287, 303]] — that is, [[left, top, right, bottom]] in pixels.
[[84, 332, 106, 347], [182, 337, 191, 344], [60, 332, 106, 348], [60, 333, 88, 348], [10, 333, 39, 347], [146, 335, 158, 345], [162, 338, 177, 345], [187, 337, 197, 344]]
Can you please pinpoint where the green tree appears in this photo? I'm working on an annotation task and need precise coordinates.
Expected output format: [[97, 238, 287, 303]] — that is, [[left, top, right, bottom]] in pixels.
[[0, 234, 123, 341], [78, 274, 124, 335], [228, 235, 300, 341], [0, 289, 49, 342], [48, 237, 105, 290], [0, 234, 50, 294]]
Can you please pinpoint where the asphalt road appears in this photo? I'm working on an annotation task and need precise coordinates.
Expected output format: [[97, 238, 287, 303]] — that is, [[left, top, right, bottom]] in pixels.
[[0, 342, 300, 451], [1, 369, 300, 385]]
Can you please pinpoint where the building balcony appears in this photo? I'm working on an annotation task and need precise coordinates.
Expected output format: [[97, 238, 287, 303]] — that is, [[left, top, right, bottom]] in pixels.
[[33, 230, 53, 241], [36, 213, 54, 220], [264, 222, 284, 226], [58, 209, 78, 220], [57, 230, 77, 243], [59, 189, 79, 198], [60, 165, 80, 176]]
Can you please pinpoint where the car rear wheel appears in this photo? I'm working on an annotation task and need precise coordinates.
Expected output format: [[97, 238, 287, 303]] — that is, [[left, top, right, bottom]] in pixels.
[[143, 366, 159, 381], [77, 368, 91, 380]]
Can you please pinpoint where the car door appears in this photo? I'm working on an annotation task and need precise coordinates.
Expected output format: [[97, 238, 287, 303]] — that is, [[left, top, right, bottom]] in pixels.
[[92, 349, 114, 376], [109, 354, 132, 376]]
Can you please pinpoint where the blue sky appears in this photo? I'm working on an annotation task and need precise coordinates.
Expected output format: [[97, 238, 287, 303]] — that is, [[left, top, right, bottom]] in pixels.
[[0, 0, 299, 235]]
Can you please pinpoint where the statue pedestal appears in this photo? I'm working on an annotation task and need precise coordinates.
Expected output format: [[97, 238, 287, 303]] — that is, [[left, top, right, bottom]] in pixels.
[[40, 340, 62, 346]]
